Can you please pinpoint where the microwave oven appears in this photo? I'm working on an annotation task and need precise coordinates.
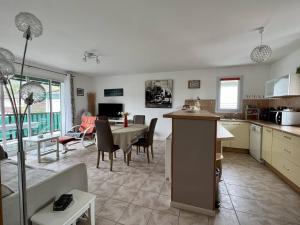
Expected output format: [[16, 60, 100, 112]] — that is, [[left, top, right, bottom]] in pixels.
[[275, 111, 300, 126]]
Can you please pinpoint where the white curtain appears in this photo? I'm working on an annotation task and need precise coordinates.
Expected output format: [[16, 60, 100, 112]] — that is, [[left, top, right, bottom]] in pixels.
[[0, 83, 7, 148], [61, 74, 73, 134]]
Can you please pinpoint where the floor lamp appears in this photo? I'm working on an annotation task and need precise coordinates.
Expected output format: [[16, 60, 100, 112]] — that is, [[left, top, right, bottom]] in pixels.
[[0, 12, 45, 225]]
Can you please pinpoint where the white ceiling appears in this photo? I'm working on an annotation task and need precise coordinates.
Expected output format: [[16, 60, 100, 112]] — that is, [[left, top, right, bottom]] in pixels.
[[1, 0, 300, 76]]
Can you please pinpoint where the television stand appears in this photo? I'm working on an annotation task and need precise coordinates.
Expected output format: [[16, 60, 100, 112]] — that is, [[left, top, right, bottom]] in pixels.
[[108, 118, 123, 123]]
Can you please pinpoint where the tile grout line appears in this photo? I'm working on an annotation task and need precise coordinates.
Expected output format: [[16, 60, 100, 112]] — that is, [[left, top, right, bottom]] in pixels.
[[224, 180, 242, 225]]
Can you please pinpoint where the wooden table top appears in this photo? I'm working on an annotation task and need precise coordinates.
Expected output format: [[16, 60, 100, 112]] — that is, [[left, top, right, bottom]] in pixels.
[[163, 110, 220, 121]]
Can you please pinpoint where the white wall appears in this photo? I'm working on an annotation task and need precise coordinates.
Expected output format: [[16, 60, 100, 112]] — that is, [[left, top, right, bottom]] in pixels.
[[95, 65, 270, 139], [270, 47, 300, 79], [73, 75, 96, 122]]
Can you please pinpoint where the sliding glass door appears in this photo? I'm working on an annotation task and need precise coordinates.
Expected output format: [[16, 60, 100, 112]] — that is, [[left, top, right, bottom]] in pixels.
[[0, 75, 62, 155], [29, 77, 51, 136], [0, 76, 27, 155]]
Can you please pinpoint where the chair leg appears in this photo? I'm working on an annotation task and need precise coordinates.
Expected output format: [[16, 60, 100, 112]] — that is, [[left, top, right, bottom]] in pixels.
[[109, 153, 113, 171], [151, 145, 154, 159], [136, 146, 138, 155], [143, 146, 145, 153], [127, 152, 131, 166], [123, 152, 126, 162], [146, 147, 150, 163], [114, 152, 117, 158], [102, 151, 104, 161], [96, 151, 100, 168]]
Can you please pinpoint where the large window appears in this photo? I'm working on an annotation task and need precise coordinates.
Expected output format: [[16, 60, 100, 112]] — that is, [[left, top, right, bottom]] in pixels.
[[0, 75, 62, 154], [216, 77, 242, 113]]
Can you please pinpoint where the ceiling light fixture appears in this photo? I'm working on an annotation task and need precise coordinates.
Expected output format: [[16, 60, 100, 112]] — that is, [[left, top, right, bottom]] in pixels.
[[83, 51, 100, 64], [250, 27, 272, 63]]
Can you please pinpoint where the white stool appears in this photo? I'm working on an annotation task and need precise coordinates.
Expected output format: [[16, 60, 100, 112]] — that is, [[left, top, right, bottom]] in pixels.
[[31, 189, 96, 225]]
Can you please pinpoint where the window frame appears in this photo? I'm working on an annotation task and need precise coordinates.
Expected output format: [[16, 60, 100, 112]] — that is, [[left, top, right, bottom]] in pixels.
[[216, 76, 243, 113]]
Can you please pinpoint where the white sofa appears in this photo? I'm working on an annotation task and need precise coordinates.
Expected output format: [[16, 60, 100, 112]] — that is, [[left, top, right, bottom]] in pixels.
[[2, 163, 88, 225]]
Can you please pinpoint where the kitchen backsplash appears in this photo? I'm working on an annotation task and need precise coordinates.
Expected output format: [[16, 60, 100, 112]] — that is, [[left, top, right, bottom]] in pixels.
[[185, 96, 300, 117], [269, 96, 300, 110]]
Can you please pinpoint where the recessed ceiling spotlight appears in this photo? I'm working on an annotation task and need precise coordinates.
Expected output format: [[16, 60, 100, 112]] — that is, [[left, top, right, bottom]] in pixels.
[[83, 51, 100, 64]]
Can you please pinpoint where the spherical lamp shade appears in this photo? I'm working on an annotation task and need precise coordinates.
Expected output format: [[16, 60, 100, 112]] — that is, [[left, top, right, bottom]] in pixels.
[[20, 81, 46, 105], [0, 59, 15, 82], [15, 12, 43, 39], [250, 44, 272, 63], [0, 48, 15, 62]]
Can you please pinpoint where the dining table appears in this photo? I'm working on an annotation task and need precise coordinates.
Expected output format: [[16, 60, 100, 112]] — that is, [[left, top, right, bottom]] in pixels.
[[110, 124, 148, 155]]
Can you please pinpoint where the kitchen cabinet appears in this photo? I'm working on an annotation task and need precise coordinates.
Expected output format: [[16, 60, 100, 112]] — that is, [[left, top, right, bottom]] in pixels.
[[273, 74, 290, 96], [271, 130, 300, 188], [262, 127, 272, 164], [265, 80, 275, 98], [220, 121, 249, 149], [265, 74, 300, 98]]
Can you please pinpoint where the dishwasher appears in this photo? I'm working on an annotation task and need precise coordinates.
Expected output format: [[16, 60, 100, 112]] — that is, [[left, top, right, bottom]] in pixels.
[[249, 124, 263, 162]]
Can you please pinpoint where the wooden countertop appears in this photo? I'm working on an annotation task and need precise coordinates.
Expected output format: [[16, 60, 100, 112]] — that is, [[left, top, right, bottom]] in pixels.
[[217, 123, 234, 141], [163, 110, 220, 121], [220, 119, 300, 137], [249, 120, 300, 137]]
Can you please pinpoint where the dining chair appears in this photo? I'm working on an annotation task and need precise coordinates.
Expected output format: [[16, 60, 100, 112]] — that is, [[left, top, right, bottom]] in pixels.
[[95, 119, 120, 171], [97, 115, 118, 160], [133, 115, 146, 124], [133, 118, 157, 163]]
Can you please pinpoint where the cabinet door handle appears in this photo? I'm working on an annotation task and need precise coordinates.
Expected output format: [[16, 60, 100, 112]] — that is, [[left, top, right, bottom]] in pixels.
[[283, 148, 292, 154], [284, 135, 292, 140], [266, 129, 271, 133]]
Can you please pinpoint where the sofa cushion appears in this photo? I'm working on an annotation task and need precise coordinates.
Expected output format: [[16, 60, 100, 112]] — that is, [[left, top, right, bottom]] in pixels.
[[1, 159, 55, 193]]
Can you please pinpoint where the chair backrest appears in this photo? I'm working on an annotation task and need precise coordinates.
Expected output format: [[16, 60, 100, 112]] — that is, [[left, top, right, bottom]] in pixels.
[[133, 115, 146, 124], [97, 115, 108, 121], [146, 118, 158, 145], [95, 119, 115, 153], [79, 116, 97, 133]]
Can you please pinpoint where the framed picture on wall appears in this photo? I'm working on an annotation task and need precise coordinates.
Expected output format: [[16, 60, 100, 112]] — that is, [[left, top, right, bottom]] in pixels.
[[77, 88, 84, 96], [145, 80, 173, 108], [188, 80, 201, 89], [104, 88, 124, 97]]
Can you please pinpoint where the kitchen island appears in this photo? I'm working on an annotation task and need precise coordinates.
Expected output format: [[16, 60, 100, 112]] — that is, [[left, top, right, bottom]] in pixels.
[[163, 110, 233, 216]]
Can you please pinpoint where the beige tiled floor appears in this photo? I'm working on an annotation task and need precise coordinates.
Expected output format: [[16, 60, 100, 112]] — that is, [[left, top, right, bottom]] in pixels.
[[20, 141, 300, 225]]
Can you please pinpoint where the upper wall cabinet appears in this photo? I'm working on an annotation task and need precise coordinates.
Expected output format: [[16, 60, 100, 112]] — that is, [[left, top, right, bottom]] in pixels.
[[265, 80, 275, 98], [265, 74, 300, 98]]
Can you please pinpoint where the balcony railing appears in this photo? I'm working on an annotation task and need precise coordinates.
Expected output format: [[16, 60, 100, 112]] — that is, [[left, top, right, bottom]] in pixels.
[[0, 112, 61, 141]]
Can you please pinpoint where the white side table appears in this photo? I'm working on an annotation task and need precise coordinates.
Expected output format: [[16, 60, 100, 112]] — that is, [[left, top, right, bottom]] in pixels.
[[23, 134, 60, 163], [31, 189, 96, 225]]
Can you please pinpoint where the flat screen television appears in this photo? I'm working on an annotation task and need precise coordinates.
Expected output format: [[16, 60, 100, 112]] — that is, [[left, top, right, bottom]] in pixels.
[[98, 103, 123, 118]]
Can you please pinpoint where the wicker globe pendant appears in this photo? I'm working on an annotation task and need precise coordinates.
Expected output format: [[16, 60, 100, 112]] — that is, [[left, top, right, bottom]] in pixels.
[[0, 48, 15, 62], [0, 58, 15, 82], [15, 12, 43, 39], [20, 81, 46, 105], [250, 27, 272, 63]]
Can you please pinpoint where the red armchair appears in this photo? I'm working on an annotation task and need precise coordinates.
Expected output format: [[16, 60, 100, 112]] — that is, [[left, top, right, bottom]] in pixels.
[[66, 116, 97, 148]]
